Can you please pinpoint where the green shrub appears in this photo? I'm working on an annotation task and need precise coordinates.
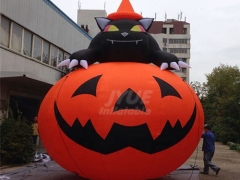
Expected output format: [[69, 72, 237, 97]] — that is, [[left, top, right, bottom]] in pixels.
[[0, 110, 35, 166], [229, 143, 238, 150], [227, 142, 240, 152]]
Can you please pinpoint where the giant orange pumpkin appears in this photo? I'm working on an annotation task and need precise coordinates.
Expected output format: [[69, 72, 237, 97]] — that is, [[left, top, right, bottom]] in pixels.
[[38, 62, 204, 180]]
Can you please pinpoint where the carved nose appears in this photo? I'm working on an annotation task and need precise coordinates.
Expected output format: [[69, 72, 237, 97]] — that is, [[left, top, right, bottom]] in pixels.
[[121, 32, 128, 37], [113, 88, 146, 112]]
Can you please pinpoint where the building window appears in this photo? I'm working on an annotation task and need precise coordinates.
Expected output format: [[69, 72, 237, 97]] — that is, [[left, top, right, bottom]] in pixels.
[[183, 28, 187, 34], [162, 48, 167, 52], [61, 52, 70, 72], [169, 39, 188, 44], [162, 28, 167, 34], [163, 38, 167, 43], [64, 52, 70, 60], [42, 40, 50, 64], [58, 49, 64, 63], [169, 48, 188, 53], [23, 29, 32, 57], [11, 23, 23, 53], [1, 16, 10, 47], [182, 77, 186, 81], [57, 49, 64, 69], [181, 58, 187, 63], [51, 45, 58, 67], [33, 35, 42, 61], [170, 28, 174, 34]]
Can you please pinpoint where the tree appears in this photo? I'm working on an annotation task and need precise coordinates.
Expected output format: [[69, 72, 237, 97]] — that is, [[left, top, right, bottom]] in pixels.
[[203, 64, 240, 144], [190, 81, 207, 100]]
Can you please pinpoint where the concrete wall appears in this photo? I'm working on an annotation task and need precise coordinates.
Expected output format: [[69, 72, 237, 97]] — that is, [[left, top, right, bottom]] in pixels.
[[0, 48, 60, 85], [77, 9, 107, 38]]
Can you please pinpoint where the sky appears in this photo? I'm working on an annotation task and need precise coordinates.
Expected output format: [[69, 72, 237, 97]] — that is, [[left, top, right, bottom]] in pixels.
[[51, 0, 240, 83]]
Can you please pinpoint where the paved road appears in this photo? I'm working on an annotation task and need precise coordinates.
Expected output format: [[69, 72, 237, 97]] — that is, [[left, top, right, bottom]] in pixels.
[[3, 139, 240, 180], [1, 139, 239, 180], [0, 160, 199, 180], [185, 140, 240, 180], [0, 141, 201, 180]]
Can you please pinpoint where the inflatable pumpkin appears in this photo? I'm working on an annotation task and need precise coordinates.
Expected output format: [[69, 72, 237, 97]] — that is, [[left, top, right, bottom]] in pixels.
[[38, 62, 204, 179]]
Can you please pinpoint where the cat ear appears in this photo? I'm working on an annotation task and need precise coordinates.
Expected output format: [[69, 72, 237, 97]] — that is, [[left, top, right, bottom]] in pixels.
[[95, 17, 111, 31], [138, 18, 154, 32]]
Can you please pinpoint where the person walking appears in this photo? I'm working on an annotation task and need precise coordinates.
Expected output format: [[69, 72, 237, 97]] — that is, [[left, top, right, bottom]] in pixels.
[[201, 124, 220, 175]]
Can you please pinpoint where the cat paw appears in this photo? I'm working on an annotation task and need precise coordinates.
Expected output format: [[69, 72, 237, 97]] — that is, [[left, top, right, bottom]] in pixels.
[[160, 61, 190, 70], [58, 59, 88, 69]]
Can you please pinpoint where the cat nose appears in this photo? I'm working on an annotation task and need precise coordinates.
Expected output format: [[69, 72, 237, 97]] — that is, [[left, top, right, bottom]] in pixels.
[[121, 32, 128, 37]]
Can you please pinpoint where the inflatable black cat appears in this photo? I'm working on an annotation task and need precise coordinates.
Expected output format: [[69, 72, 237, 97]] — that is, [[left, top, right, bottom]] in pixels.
[[58, 1, 189, 71]]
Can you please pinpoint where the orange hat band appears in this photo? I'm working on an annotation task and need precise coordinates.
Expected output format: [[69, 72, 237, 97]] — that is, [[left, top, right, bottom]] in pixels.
[[107, 11, 143, 20]]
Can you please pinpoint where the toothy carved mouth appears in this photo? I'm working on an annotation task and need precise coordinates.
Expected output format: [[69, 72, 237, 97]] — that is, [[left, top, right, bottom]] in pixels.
[[107, 39, 143, 45], [54, 102, 196, 155]]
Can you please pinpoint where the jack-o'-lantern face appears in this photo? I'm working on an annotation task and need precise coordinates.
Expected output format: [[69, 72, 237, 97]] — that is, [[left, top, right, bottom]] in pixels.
[[54, 74, 196, 155], [38, 62, 204, 179]]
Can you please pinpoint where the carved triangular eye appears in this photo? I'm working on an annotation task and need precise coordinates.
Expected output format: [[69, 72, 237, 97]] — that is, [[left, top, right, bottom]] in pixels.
[[113, 88, 146, 112], [72, 75, 102, 97], [153, 76, 182, 99]]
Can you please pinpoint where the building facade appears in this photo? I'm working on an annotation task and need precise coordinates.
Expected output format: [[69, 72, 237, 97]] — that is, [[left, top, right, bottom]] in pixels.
[[77, 9, 107, 38], [149, 19, 191, 82], [0, 0, 91, 121]]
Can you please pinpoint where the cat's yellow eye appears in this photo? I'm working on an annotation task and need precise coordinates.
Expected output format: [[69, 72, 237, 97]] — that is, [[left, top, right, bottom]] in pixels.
[[104, 25, 119, 32], [130, 25, 146, 32]]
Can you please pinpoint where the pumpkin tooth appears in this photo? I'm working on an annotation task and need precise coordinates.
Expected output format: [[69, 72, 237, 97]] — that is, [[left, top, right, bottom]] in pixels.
[[69, 59, 78, 69], [93, 120, 114, 139], [170, 62, 180, 70], [160, 63, 168, 70], [80, 60, 88, 69], [147, 121, 163, 140], [178, 61, 191, 68], [57, 59, 70, 67]]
